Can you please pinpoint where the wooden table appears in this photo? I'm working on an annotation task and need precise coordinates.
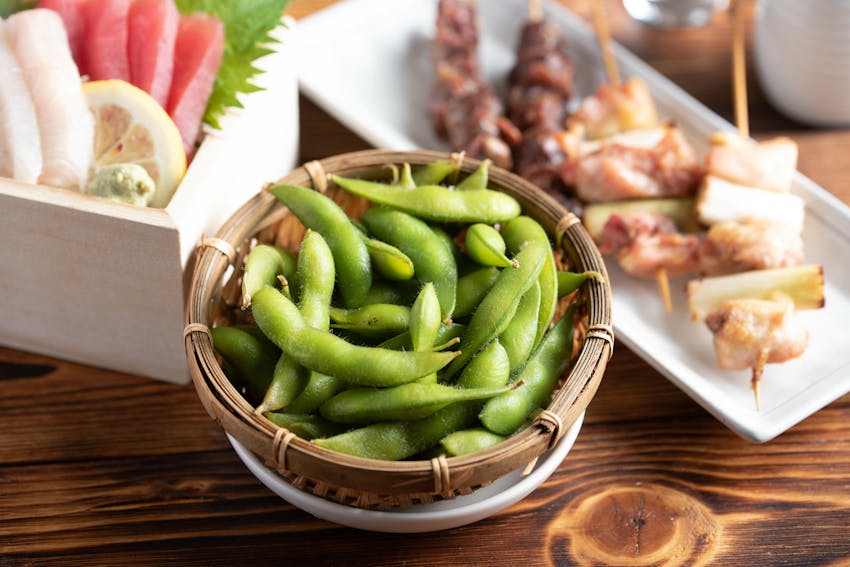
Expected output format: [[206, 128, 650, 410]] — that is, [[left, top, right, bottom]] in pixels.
[[2, 1, 849, 565]]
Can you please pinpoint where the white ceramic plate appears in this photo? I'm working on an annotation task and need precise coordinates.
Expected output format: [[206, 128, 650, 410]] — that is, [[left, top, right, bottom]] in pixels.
[[295, 0, 850, 442], [228, 412, 584, 533]]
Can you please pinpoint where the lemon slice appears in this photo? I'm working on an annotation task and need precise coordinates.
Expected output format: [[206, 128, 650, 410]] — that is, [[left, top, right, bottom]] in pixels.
[[83, 80, 187, 208]]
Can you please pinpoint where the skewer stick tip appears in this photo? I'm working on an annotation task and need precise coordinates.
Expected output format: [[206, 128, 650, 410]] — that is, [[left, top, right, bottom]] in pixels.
[[656, 268, 673, 314], [751, 347, 768, 411], [590, 0, 621, 88], [528, 0, 543, 22]]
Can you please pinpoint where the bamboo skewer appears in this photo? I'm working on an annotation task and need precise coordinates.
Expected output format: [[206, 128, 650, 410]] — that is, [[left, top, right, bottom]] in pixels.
[[528, 0, 543, 22], [591, 0, 672, 312], [731, 0, 749, 139]]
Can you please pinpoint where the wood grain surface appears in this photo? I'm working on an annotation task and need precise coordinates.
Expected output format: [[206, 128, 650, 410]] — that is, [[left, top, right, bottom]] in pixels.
[[2, 1, 849, 565]]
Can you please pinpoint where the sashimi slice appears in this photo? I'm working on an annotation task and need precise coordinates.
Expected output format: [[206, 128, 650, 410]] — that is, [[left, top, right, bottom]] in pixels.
[[0, 22, 42, 184], [166, 13, 224, 156], [128, 0, 178, 107], [5, 9, 94, 189], [84, 0, 131, 81], [38, 0, 89, 75]]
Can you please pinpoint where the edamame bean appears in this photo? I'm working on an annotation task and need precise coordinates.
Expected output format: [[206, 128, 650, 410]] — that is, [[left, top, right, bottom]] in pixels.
[[454, 267, 500, 319], [331, 175, 522, 224], [241, 244, 296, 309], [363, 237, 415, 281], [465, 223, 517, 269], [558, 270, 604, 297], [440, 428, 506, 456], [319, 382, 514, 424], [500, 281, 541, 373], [456, 338, 511, 389], [264, 412, 345, 440], [410, 283, 442, 384], [329, 304, 411, 337], [210, 326, 279, 394], [252, 287, 458, 387], [361, 207, 457, 320], [312, 402, 479, 461], [268, 184, 371, 308], [502, 216, 558, 348], [412, 158, 459, 186], [479, 308, 576, 435], [255, 355, 308, 414], [455, 159, 490, 191], [444, 241, 547, 378]]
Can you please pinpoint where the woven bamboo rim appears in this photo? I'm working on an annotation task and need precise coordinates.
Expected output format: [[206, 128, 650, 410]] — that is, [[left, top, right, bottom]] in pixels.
[[184, 149, 613, 509]]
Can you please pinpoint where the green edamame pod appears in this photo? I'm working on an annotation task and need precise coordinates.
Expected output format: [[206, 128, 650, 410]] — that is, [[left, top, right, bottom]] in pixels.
[[264, 412, 346, 440], [455, 159, 490, 191], [454, 267, 500, 319], [252, 287, 458, 387], [400, 163, 416, 189], [268, 184, 371, 308], [479, 308, 576, 435], [456, 339, 511, 390], [444, 241, 547, 378], [255, 355, 309, 414], [296, 230, 335, 331], [319, 382, 514, 424], [331, 175, 521, 224], [412, 158, 459, 186], [285, 372, 347, 414], [241, 244, 296, 309], [363, 237, 415, 281], [329, 304, 411, 337], [500, 281, 541, 373], [410, 283, 443, 384], [377, 323, 466, 351], [465, 223, 518, 269], [440, 428, 506, 456], [502, 216, 558, 348], [361, 207, 457, 320], [211, 326, 279, 394], [313, 402, 479, 461], [558, 270, 605, 297]]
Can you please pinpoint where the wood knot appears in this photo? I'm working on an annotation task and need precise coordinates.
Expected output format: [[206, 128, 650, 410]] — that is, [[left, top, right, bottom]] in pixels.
[[546, 483, 719, 566]]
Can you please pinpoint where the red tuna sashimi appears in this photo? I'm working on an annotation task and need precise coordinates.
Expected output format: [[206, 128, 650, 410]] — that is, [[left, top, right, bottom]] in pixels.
[[38, 0, 89, 75], [84, 0, 131, 81], [166, 13, 224, 156], [128, 0, 178, 107]]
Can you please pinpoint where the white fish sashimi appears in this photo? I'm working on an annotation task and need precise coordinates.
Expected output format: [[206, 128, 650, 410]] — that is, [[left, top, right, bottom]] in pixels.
[[0, 22, 42, 184], [5, 9, 93, 190]]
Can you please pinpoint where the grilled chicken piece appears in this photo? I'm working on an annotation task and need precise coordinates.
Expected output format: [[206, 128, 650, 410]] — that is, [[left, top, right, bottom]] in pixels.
[[568, 77, 658, 140], [706, 133, 798, 193], [599, 210, 701, 278], [700, 219, 804, 275], [564, 125, 703, 202], [705, 292, 808, 405]]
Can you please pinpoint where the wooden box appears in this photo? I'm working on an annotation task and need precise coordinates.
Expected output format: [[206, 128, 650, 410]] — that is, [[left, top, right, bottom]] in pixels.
[[0, 19, 299, 384]]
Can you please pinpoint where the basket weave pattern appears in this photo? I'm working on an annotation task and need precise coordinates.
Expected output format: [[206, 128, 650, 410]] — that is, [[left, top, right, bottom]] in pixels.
[[184, 150, 613, 509]]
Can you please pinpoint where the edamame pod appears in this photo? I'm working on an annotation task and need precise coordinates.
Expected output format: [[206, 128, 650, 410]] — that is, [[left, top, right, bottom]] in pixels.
[[210, 326, 279, 394], [399, 163, 416, 189], [331, 176, 522, 224], [454, 267, 500, 319], [319, 382, 514, 424], [455, 159, 490, 191], [479, 308, 576, 435], [361, 207, 457, 320], [500, 281, 541, 373], [268, 184, 371, 308], [241, 244, 296, 309], [329, 304, 411, 337], [252, 287, 459, 387], [465, 223, 517, 269], [255, 355, 309, 414], [502, 216, 558, 348], [378, 323, 466, 351], [558, 270, 604, 297], [412, 158, 459, 186], [410, 283, 443, 384], [285, 372, 347, 414], [264, 412, 345, 440], [444, 241, 547, 378], [312, 402, 479, 461], [363, 237, 415, 281], [440, 428, 506, 456], [456, 339, 511, 389], [362, 279, 416, 305]]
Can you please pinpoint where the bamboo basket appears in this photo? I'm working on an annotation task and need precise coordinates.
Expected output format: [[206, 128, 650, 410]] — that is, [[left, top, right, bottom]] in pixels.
[[184, 149, 613, 509]]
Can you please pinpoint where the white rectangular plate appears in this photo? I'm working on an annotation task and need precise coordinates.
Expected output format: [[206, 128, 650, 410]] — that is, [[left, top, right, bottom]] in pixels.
[[295, 0, 850, 442]]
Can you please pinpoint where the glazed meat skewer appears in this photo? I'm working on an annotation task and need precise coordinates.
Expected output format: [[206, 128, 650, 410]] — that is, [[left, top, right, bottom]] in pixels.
[[430, 0, 521, 170]]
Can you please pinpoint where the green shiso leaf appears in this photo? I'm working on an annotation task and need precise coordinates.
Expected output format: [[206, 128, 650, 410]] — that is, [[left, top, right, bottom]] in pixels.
[[0, 0, 36, 18]]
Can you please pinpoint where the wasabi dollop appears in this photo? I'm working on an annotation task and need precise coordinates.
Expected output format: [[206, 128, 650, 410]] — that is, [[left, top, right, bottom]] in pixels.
[[87, 163, 156, 207]]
